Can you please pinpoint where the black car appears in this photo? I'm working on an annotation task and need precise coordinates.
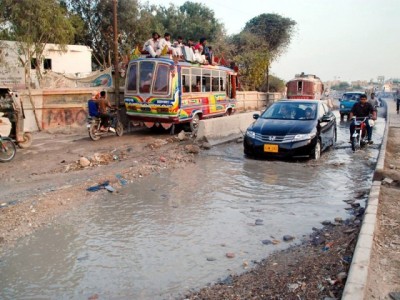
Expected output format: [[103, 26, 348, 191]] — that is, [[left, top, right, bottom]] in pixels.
[[243, 100, 337, 160]]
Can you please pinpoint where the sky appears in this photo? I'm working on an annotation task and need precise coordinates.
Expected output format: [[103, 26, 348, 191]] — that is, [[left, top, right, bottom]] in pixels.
[[144, 0, 399, 82]]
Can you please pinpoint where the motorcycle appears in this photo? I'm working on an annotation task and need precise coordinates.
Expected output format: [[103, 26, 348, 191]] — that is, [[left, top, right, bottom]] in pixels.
[[350, 116, 374, 152], [0, 135, 16, 162], [87, 108, 124, 141]]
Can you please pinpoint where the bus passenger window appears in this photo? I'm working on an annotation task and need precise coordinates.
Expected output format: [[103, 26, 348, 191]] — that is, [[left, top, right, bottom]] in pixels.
[[181, 74, 190, 93], [139, 61, 155, 93], [154, 64, 169, 94], [127, 64, 137, 91], [203, 76, 211, 92], [220, 77, 226, 92], [212, 77, 219, 91]]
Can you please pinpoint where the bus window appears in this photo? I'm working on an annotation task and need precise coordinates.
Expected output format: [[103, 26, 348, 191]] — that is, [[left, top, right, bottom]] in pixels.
[[191, 68, 201, 92], [203, 70, 211, 92], [212, 70, 219, 91], [139, 61, 155, 93], [154, 64, 169, 94], [181, 68, 190, 93], [127, 63, 137, 91], [220, 73, 226, 92], [226, 74, 231, 97]]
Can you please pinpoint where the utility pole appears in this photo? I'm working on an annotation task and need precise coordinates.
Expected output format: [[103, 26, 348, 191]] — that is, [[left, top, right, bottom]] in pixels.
[[113, 0, 120, 106]]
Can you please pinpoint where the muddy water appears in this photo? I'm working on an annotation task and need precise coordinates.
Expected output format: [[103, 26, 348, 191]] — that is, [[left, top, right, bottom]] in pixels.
[[0, 113, 385, 299]]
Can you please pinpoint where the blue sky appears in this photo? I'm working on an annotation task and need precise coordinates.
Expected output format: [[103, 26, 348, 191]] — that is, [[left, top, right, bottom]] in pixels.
[[144, 0, 399, 82]]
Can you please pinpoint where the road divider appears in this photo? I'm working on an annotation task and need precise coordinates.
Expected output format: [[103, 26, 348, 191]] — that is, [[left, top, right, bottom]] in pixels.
[[196, 112, 259, 146]]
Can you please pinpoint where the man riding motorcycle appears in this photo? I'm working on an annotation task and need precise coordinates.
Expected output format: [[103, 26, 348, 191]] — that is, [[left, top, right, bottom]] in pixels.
[[349, 94, 377, 144]]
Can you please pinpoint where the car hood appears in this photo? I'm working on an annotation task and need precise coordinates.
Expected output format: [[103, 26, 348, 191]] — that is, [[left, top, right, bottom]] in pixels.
[[250, 119, 316, 135], [341, 100, 357, 108]]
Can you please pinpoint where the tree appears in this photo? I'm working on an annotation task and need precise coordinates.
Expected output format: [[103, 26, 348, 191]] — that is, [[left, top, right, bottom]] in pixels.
[[242, 13, 296, 91], [229, 32, 269, 91], [261, 75, 286, 93], [147, 1, 224, 44], [243, 13, 296, 55]]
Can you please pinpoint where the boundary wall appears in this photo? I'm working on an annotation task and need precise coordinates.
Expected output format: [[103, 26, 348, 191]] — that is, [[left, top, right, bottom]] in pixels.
[[16, 89, 282, 132]]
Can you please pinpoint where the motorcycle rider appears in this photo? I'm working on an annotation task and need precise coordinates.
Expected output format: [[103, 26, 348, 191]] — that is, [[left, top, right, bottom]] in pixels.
[[349, 94, 377, 144], [98, 90, 115, 132]]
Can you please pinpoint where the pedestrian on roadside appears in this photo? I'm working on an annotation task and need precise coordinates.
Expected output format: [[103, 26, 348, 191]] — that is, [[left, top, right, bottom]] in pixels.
[[396, 89, 400, 114]]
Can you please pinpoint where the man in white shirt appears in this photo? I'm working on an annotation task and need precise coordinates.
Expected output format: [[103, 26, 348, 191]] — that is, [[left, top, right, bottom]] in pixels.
[[159, 33, 182, 57], [143, 32, 161, 57]]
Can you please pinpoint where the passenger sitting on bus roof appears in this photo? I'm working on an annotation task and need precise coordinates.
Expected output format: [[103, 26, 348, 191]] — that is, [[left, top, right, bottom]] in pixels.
[[194, 37, 211, 64], [143, 32, 161, 58], [208, 46, 215, 65], [159, 33, 181, 57], [186, 38, 195, 48], [182, 39, 196, 62], [194, 45, 208, 64], [172, 36, 184, 57]]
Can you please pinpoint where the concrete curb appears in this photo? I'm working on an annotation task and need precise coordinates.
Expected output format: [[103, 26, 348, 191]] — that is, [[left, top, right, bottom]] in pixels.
[[341, 99, 391, 299], [196, 111, 259, 146]]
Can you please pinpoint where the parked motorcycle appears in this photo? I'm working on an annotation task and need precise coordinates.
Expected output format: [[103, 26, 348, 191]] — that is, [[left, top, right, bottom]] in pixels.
[[87, 109, 124, 141], [350, 116, 374, 152]]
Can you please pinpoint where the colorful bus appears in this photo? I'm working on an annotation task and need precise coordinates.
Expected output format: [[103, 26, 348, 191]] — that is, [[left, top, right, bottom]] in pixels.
[[286, 73, 324, 100], [123, 55, 238, 132]]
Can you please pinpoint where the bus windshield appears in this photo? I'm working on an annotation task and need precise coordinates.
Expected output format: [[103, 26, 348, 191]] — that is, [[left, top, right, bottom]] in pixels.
[[139, 61, 155, 93]]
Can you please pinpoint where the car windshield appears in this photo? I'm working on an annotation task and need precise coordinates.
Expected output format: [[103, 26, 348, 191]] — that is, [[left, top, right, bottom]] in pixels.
[[342, 93, 361, 101], [260, 102, 317, 120]]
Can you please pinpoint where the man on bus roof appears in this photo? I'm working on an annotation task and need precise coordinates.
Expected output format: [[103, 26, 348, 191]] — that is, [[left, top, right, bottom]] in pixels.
[[143, 32, 161, 58]]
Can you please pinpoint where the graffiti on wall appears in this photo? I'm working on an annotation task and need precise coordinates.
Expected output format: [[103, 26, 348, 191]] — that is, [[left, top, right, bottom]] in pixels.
[[42, 108, 87, 129]]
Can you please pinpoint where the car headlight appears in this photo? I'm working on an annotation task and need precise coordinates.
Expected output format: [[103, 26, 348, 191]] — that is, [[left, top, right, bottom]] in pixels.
[[340, 104, 344, 109], [292, 133, 315, 142], [246, 130, 256, 138]]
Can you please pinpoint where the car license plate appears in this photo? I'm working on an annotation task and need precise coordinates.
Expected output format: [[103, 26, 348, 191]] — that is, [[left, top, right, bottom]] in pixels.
[[264, 144, 278, 153], [86, 124, 91, 128]]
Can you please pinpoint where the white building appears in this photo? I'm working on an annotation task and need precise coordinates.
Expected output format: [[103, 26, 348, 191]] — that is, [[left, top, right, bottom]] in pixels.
[[0, 40, 92, 89]]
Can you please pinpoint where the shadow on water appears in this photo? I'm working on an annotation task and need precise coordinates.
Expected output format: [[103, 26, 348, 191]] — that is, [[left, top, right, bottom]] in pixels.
[[0, 111, 385, 299]]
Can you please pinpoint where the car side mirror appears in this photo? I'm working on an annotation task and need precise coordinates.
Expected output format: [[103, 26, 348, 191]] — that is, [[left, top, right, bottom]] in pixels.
[[321, 114, 331, 122], [253, 113, 259, 120]]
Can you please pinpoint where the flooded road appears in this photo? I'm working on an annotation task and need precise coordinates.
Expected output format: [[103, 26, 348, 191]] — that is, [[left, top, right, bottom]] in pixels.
[[0, 111, 385, 299]]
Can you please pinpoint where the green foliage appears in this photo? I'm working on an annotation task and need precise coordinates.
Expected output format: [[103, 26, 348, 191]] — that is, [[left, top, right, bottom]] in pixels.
[[151, 1, 224, 43], [264, 75, 286, 93], [243, 13, 296, 57], [232, 13, 296, 91], [230, 32, 269, 91]]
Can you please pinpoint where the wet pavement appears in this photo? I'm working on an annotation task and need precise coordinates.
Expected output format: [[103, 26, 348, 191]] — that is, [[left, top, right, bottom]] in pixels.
[[0, 110, 386, 299]]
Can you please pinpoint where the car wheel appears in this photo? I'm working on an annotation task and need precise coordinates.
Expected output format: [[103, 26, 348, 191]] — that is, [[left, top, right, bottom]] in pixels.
[[332, 128, 337, 147], [311, 139, 321, 160]]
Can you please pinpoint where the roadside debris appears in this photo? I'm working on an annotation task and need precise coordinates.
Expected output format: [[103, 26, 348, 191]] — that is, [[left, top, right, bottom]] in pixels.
[[86, 181, 113, 192]]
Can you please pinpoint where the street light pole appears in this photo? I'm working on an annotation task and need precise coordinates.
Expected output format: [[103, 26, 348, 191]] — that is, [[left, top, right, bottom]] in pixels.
[[113, 0, 120, 106]]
